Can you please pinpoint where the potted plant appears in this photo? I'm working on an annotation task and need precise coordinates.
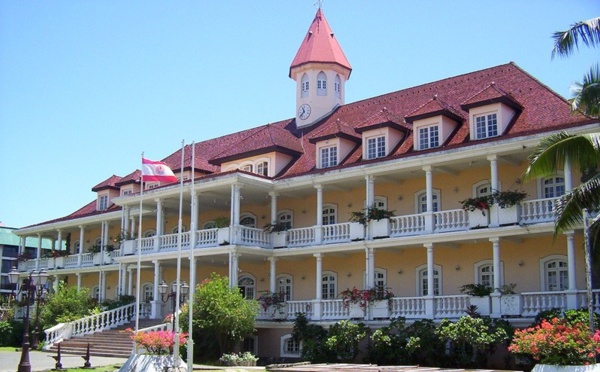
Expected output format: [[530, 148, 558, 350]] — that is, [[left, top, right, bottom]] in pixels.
[[460, 196, 492, 228], [340, 286, 394, 319], [460, 284, 493, 315], [490, 190, 527, 226], [126, 329, 188, 369], [257, 290, 287, 319], [350, 206, 395, 238], [115, 231, 136, 255], [498, 283, 522, 317], [263, 222, 289, 248], [90, 245, 112, 265], [509, 317, 600, 371]]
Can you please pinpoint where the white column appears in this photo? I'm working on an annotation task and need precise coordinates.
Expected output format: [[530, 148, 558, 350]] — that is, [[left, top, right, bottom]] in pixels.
[[230, 251, 240, 288], [268, 257, 277, 293], [423, 166, 434, 232], [365, 175, 375, 208], [78, 225, 85, 267], [269, 192, 278, 224], [36, 235, 42, 270], [564, 156, 573, 192], [123, 206, 131, 235], [488, 155, 498, 192], [155, 198, 162, 251], [490, 238, 501, 293], [313, 253, 323, 320], [365, 248, 370, 289], [190, 192, 199, 236], [130, 216, 137, 238], [101, 270, 107, 300], [76, 273, 82, 290], [98, 271, 103, 301], [424, 243, 434, 318], [315, 185, 323, 243], [152, 260, 161, 318], [127, 266, 133, 295], [18, 236, 24, 257], [367, 248, 375, 288], [56, 229, 62, 251], [566, 233, 577, 290]]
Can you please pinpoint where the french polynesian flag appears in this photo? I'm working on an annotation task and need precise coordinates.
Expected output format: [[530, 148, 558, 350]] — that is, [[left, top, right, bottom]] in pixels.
[[141, 158, 178, 183]]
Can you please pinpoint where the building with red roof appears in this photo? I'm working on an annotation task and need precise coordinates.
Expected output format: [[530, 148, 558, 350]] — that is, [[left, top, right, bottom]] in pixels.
[[12, 7, 599, 362]]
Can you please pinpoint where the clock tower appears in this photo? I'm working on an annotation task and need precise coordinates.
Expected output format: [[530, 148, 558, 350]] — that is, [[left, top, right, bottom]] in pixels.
[[290, 8, 352, 128]]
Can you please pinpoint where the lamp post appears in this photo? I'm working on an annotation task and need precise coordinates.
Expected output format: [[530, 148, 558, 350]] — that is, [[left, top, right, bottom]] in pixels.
[[8, 266, 49, 372], [158, 280, 189, 330]]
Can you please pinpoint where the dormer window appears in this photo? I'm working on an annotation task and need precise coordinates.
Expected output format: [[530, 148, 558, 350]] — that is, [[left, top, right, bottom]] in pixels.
[[475, 112, 498, 139], [317, 72, 327, 96], [418, 125, 439, 150], [366, 135, 386, 159], [256, 161, 268, 176], [301, 74, 309, 98], [334, 75, 341, 99], [98, 195, 109, 211], [320, 146, 338, 168], [242, 164, 253, 172]]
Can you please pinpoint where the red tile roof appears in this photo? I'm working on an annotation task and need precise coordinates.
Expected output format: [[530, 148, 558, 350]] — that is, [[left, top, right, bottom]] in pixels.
[[308, 117, 361, 143], [91, 175, 123, 192], [289, 9, 352, 77], [115, 170, 141, 186], [405, 95, 464, 124], [461, 82, 523, 111]]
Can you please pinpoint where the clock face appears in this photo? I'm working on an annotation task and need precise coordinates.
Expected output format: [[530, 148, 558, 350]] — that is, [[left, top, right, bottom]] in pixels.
[[298, 104, 311, 120]]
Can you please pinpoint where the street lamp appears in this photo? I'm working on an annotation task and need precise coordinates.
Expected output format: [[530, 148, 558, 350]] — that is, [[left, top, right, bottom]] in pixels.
[[8, 266, 49, 372], [158, 280, 189, 330]]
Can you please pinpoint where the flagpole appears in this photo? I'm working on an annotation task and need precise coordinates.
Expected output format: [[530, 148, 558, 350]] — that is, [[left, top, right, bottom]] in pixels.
[[174, 140, 185, 368], [134, 152, 144, 349], [187, 142, 195, 371]]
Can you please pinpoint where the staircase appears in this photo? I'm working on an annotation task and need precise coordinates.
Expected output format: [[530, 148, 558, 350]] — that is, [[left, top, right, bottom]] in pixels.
[[47, 319, 162, 358]]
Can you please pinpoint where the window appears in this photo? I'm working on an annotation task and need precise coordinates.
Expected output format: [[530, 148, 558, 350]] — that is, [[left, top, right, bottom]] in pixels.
[[98, 195, 109, 211], [73, 241, 80, 253], [373, 268, 386, 290], [142, 283, 153, 302], [416, 264, 441, 296], [146, 183, 159, 189], [317, 72, 327, 96], [366, 136, 386, 159], [474, 181, 492, 197], [203, 221, 216, 229], [277, 211, 293, 230], [334, 75, 341, 99], [122, 189, 132, 196], [373, 196, 387, 210], [242, 337, 256, 354], [238, 276, 255, 299], [541, 256, 568, 291], [475, 113, 498, 139], [416, 190, 440, 213], [256, 161, 269, 177], [542, 176, 565, 198], [143, 230, 156, 238], [281, 334, 301, 357], [301, 74, 309, 98], [322, 205, 337, 225], [91, 285, 100, 300], [322, 271, 337, 300], [419, 125, 440, 150], [242, 164, 253, 173], [171, 225, 187, 234], [320, 146, 338, 168], [277, 275, 292, 301], [474, 260, 504, 288], [240, 214, 256, 228]]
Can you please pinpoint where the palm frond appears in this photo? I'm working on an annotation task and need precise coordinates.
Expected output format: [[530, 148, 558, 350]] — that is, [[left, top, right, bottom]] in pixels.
[[552, 17, 600, 59], [570, 64, 600, 117], [554, 174, 600, 233], [522, 132, 600, 181]]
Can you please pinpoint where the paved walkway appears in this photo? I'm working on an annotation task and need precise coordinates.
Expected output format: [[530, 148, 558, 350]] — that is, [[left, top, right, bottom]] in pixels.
[[0, 350, 128, 371]]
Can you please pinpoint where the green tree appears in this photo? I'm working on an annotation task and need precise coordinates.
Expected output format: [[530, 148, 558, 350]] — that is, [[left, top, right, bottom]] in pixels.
[[39, 283, 96, 329], [181, 273, 258, 357]]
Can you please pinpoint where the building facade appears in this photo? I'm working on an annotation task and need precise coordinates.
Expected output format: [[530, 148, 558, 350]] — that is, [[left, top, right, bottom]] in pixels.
[[13, 9, 599, 359]]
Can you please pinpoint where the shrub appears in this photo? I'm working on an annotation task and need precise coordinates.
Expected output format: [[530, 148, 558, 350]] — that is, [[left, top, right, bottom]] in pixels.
[[129, 329, 188, 355], [509, 317, 600, 365], [219, 351, 258, 366]]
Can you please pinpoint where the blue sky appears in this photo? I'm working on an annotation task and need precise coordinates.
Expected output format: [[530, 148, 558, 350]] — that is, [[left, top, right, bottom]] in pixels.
[[0, 1, 598, 228]]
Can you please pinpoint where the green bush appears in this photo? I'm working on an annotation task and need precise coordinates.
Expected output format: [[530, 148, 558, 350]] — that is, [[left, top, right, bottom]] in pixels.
[[40, 283, 96, 329]]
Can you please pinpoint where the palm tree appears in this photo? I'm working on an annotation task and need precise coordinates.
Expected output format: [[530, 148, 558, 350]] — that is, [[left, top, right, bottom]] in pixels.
[[524, 16, 600, 335]]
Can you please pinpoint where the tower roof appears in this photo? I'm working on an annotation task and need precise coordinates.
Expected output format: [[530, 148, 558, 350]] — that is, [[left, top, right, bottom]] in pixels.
[[289, 9, 352, 78]]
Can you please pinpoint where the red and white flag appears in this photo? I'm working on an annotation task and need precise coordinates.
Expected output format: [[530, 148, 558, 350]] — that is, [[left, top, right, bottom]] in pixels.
[[141, 158, 178, 183]]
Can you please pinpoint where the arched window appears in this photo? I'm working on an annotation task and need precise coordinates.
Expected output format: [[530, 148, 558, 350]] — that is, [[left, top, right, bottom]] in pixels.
[[238, 276, 255, 299], [317, 71, 327, 96], [416, 264, 442, 296], [334, 75, 341, 98], [171, 225, 187, 234], [541, 175, 565, 198], [373, 196, 387, 210], [94, 237, 102, 246], [473, 180, 492, 197], [277, 211, 293, 230], [241, 164, 253, 173], [142, 282, 154, 302], [540, 255, 568, 291], [143, 230, 156, 238], [474, 260, 504, 288], [277, 274, 293, 301], [281, 334, 301, 358], [203, 221, 216, 229], [73, 241, 80, 253], [322, 271, 337, 300], [256, 161, 269, 177], [301, 74, 309, 98], [91, 285, 100, 300], [322, 204, 337, 225], [415, 190, 440, 213], [239, 213, 256, 228]]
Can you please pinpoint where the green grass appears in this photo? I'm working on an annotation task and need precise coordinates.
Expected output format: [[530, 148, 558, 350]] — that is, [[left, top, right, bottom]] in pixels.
[[41, 365, 122, 372], [0, 346, 19, 352]]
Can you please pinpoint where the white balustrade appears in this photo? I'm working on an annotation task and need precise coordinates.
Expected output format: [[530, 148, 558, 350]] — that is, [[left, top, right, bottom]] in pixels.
[[321, 299, 347, 320], [196, 229, 218, 246], [159, 231, 191, 252], [238, 226, 270, 247], [140, 236, 155, 253], [433, 209, 468, 232], [287, 227, 316, 247], [520, 197, 559, 224], [287, 300, 313, 318], [390, 214, 426, 236], [521, 291, 567, 317], [322, 222, 353, 244], [435, 295, 469, 318], [390, 297, 426, 318]]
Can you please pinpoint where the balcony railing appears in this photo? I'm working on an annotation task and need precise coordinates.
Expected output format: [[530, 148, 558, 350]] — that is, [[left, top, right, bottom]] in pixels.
[[18, 197, 560, 272]]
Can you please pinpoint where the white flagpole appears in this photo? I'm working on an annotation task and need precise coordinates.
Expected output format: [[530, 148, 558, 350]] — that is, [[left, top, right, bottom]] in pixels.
[[134, 152, 144, 349], [174, 140, 185, 367], [187, 142, 195, 371]]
